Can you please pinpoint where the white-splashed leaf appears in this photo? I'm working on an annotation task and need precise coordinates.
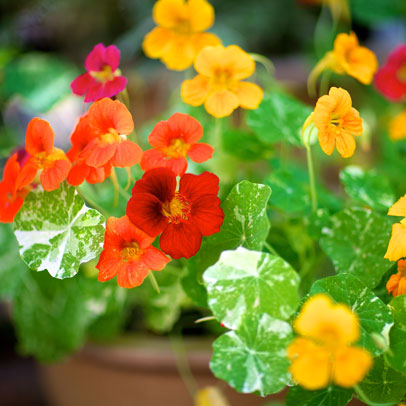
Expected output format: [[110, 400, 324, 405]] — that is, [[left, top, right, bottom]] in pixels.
[[14, 182, 105, 279], [319, 207, 392, 289], [355, 357, 406, 405], [310, 273, 393, 356], [286, 385, 353, 406], [339, 165, 395, 211], [203, 247, 300, 329], [210, 313, 293, 396]]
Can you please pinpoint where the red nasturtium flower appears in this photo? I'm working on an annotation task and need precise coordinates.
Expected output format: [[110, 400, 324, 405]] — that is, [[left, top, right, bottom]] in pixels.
[[141, 112, 214, 176], [0, 151, 32, 223], [375, 45, 406, 102], [71, 43, 127, 103], [96, 216, 170, 288], [67, 98, 142, 186], [23, 118, 71, 192], [126, 168, 224, 259]]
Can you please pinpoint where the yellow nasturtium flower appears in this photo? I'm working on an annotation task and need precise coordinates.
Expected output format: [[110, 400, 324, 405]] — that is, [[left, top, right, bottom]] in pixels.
[[385, 195, 406, 262], [181, 45, 263, 118], [302, 87, 363, 158], [387, 260, 406, 297], [389, 111, 406, 141], [308, 32, 378, 95], [287, 294, 372, 390], [142, 0, 221, 71]]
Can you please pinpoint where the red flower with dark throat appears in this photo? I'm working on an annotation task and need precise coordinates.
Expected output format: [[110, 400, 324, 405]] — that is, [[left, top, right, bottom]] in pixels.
[[140, 112, 214, 176], [375, 45, 406, 102], [71, 43, 127, 103], [126, 168, 224, 259], [96, 215, 170, 288]]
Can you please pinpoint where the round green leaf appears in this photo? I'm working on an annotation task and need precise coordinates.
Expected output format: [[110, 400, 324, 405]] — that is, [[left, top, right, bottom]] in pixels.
[[247, 91, 311, 146], [286, 385, 353, 406], [14, 183, 105, 279], [204, 247, 300, 329], [386, 295, 406, 373], [310, 274, 394, 356], [319, 207, 393, 289], [355, 357, 406, 406], [339, 166, 395, 211], [210, 313, 293, 396]]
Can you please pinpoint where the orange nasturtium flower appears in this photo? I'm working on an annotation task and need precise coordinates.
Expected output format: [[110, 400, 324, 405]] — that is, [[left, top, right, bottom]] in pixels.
[[181, 45, 263, 118], [387, 260, 406, 297], [308, 32, 378, 95], [142, 0, 221, 71], [303, 87, 363, 158], [23, 118, 71, 191], [385, 195, 406, 262], [287, 294, 372, 390], [389, 111, 406, 141], [96, 215, 170, 288]]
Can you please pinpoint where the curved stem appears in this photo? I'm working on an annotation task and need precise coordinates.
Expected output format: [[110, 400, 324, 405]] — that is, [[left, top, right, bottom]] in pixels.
[[250, 53, 275, 76], [306, 145, 318, 213], [77, 187, 110, 218], [148, 271, 160, 294], [264, 241, 279, 256]]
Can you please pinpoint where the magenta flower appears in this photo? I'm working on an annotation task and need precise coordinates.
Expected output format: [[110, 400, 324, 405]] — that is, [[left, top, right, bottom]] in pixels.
[[71, 43, 127, 103]]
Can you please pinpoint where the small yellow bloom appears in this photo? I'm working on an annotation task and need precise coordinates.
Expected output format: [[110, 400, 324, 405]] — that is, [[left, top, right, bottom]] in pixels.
[[387, 260, 406, 297], [303, 87, 363, 158], [308, 32, 378, 95], [181, 45, 263, 118], [195, 386, 229, 406], [143, 0, 221, 71], [287, 294, 372, 390], [389, 111, 406, 141], [385, 195, 406, 262]]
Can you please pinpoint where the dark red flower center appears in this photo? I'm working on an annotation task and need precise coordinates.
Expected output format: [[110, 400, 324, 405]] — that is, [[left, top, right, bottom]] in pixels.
[[120, 241, 142, 261], [161, 192, 191, 223]]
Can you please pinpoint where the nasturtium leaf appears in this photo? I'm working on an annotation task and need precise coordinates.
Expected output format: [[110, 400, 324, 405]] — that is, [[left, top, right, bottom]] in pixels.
[[339, 166, 395, 211], [14, 183, 105, 279], [385, 295, 406, 373], [355, 357, 406, 406], [185, 181, 271, 305], [246, 91, 312, 146], [319, 207, 393, 289], [210, 313, 293, 396], [13, 270, 120, 362], [286, 385, 353, 406], [203, 247, 300, 329], [310, 274, 394, 356]]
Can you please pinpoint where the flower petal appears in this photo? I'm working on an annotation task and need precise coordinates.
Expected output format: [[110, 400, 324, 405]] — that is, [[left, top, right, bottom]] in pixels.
[[71, 73, 94, 96], [142, 246, 170, 270], [204, 89, 239, 118], [160, 34, 196, 71], [103, 76, 128, 99], [160, 221, 202, 259], [40, 159, 71, 191], [83, 142, 117, 168], [141, 149, 188, 177], [191, 32, 221, 55], [25, 118, 54, 156], [180, 171, 220, 201], [96, 251, 122, 282], [105, 45, 121, 71], [148, 121, 172, 148], [233, 81, 263, 110], [181, 75, 211, 106], [84, 82, 105, 103], [188, 0, 215, 32], [168, 112, 203, 144], [142, 27, 173, 59], [385, 222, 406, 262], [187, 143, 214, 163], [85, 43, 106, 71], [111, 140, 142, 167], [335, 130, 356, 158], [153, 0, 185, 29], [117, 260, 150, 288], [87, 164, 112, 184], [223, 45, 256, 80], [67, 160, 90, 186], [194, 45, 224, 76], [318, 127, 336, 156], [190, 194, 224, 236], [388, 195, 406, 217]]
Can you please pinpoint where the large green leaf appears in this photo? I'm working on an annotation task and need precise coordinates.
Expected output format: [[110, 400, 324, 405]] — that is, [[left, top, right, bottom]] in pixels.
[[355, 357, 406, 406], [12, 270, 121, 362], [339, 166, 395, 211], [203, 247, 300, 329], [14, 183, 105, 279], [247, 91, 311, 146], [385, 295, 406, 373], [310, 274, 394, 356], [319, 207, 392, 289], [184, 181, 271, 305], [210, 313, 293, 396], [351, 0, 406, 24], [286, 385, 353, 406]]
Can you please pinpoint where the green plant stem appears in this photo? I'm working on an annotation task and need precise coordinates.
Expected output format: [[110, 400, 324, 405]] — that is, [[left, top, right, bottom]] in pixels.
[[77, 187, 109, 218], [195, 316, 216, 324], [319, 70, 331, 96], [148, 271, 160, 294], [170, 335, 198, 400], [213, 117, 222, 152], [249, 53, 275, 76], [306, 145, 318, 213], [264, 241, 278, 256]]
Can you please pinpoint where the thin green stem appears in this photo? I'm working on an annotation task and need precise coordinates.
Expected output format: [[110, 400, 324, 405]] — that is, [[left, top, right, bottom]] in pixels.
[[319, 69, 331, 97], [213, 117, 222, 151], [195, 316, 216, 324], [306, 145, 318, 213], [249, 53, 275, 76], [77, 187, 110, 218], [148, 271, 160, 294], [264, 241, 278, 256]]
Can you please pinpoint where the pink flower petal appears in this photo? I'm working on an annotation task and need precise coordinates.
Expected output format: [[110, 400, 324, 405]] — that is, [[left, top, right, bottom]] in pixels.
[[71, 73, 94, 96], [105, 45, 121, 71], [85, 43, 106, 71], [103, 76, 127, 98], [84, 82, 105, 103]]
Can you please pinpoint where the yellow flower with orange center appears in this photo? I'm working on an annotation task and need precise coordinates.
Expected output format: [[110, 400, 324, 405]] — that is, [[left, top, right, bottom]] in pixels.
[[308, 32, 378, 95], [385, 195, 406, 262], [181, 45, 263, 118], [142, 0, 221, 71], [389, 111, 406, 141], [287, 294, 372, 390], [387, 260, 406, 297], [303, 87, 363, 158]]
